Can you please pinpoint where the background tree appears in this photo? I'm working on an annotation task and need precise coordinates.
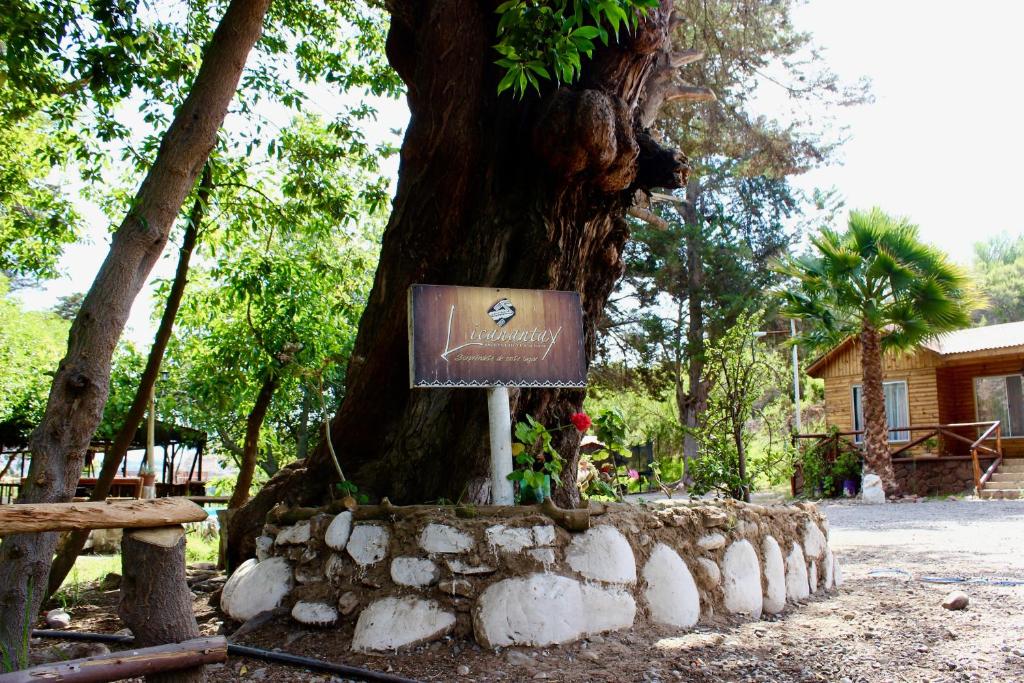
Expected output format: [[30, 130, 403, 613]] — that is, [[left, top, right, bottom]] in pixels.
[[972, 232, 1024, 325], [779, 207, 976, 496]]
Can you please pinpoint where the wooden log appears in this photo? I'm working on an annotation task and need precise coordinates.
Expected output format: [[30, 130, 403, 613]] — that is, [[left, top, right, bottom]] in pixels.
[[268, 497, 605, 532], [119, 526, 205, 683], [0, 637, 226, 683], [0, 498, 206, 536]]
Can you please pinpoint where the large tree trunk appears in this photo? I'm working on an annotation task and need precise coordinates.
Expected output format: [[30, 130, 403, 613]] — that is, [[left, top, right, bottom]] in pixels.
[[676, 180, 708, 463], [228, 371, 280, 510], [0, 0, 269, 663], [859, 323, 898, 496], [45, 164, 212, 600], [230, 0, 692, 561]]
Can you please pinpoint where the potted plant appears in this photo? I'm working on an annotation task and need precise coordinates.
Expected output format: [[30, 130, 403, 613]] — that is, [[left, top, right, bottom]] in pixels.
[[508, 412, 591, 503], [831, 448, 862, 497]]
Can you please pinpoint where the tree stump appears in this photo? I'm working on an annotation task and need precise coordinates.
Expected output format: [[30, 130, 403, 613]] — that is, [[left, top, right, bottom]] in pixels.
[[119, 525, 205, 683]]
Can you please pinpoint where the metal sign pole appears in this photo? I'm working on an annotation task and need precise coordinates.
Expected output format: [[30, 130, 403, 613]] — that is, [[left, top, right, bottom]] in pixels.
[[487, 386, 515, 504]]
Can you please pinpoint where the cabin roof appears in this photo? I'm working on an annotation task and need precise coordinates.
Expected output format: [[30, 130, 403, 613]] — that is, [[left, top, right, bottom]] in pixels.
[[806, 320, 1024, 377]]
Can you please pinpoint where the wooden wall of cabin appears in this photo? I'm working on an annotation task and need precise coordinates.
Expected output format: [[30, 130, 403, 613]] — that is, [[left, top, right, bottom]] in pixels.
[[936, 354, 1024, 458], [817, 341, 940, 456]]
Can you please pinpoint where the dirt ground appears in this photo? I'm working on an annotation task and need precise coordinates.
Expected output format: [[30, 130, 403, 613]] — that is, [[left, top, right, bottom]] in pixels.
[[36, 498, 1024, 682]]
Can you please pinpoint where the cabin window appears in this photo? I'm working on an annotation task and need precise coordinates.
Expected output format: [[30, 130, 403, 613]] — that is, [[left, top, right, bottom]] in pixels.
[[974, 375, 1024, 437], [852, 381, 910, 443]]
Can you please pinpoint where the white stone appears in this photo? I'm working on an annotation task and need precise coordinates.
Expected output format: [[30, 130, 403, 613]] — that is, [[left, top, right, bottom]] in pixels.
[[803, 521, 827, 559], [486, 525, 535, 553], [325, 512, 353, 551], [861, 473, 886, 504], [761, 536, 786, 615], [254, 535, 273, 562], [722, 540, 762, 619], [696, 558, 721, 587], [324, 553, 347, 579], [532, 525, 556, 546], [642, 543, 700, 628], [809, 560, 819, 593], [474, 574, 585, 647], [347, 524, 389, 566], [528, 548, 556, 565], [832, 551, 843, 587], [565, 526, 636, 584], [46, 609, 71, 629], [824, 548, 835, 591], [446, 558, 495, 575], [390, 556, 440, 587], [580, 584, 636, 634], [351, 597, 455, 651], [221, 557, 294, 622], [419, 523, 473, 554], [697, 533, 727, 551], [275, 521, 311, 546], [291, 601, 338, 626], [785, 544, 810, 602]]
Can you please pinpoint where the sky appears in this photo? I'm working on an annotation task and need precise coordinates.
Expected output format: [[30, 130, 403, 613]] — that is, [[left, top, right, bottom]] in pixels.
[[15, 0, 1024, 344]]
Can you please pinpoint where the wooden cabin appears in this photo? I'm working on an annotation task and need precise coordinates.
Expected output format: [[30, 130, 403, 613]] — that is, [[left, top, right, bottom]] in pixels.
[[803, 320, 1024, 497]]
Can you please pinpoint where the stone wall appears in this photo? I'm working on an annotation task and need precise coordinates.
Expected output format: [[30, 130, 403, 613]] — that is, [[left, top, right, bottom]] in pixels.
[[220, 500, 840, 652], [892, 456, 995, 496]]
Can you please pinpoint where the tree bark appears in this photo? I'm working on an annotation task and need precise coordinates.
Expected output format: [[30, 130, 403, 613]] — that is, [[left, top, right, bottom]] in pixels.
[[859, 322, 899, 496], [230, 0, 692, 561], [676, 179, 709, 464], [227, 371, 280, 510], [119, 526, 205, 683], [0, 0, 269, 663], [46, 164, 212, 600]]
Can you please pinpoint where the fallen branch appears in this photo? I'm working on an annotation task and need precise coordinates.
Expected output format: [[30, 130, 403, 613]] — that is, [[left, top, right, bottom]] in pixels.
[[0, 498, 207, 535]]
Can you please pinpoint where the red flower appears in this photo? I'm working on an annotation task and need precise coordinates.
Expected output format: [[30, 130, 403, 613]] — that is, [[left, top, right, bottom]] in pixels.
[[570, 412, 592, 432]]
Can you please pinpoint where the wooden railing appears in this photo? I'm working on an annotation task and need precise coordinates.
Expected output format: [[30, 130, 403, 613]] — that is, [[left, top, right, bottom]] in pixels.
[[792, 422, 1003, 495]]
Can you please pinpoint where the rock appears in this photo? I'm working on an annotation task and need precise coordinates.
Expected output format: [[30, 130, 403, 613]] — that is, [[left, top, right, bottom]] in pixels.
[[697, 533, 726, 551], [861, 474, 886, 504], [785, 544, 810, 602], [420, 523, 474, 554], [505, 650, 534, 667], [390, 556, 440, 587], [696, 558, 721, 587], [438, 579, 475, 598], [294, 562, 323, 584], [761, 536, 786, 615], [474, 573, 585, 647], [833, 553, 844, 587], [325, 512, 353, 551], [99, 572, 121, 591], [942, 591, 970, 611], [565, 526, 636, 584], [808, 560, 818, 593], [352, 597, 456, 651], [528, 548, 556, 565], [457, 664, 471, 676], [87, 528, 123, 554], [722, 540, 762, 619], [221, 557, 294, 622], [275, 521, 311, 546], [802, 521, 827, 559], [580, 584, 636, 634], [642, 543, 700, 628], [486, 525, 535, 553], [338, 591, 360, 615], [533, 525, 556, 546], [254, 535, 274, 562], [291, 601, 339, 626], [700, 508, 728, 528], [45, 608, 71, 629], [445, 558, 496, 575], [824, 548, 835, 591], [346, 524, 389, 566]]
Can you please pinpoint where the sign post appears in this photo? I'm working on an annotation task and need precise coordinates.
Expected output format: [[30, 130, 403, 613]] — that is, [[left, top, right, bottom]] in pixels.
[[408, 285, 586, 504]]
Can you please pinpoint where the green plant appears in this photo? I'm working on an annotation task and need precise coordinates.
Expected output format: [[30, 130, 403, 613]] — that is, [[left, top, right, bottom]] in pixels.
[[334, 480, 369, 505], [509, 415, 566, 498], [832, 448, 862, 481], [923, 436, 939, 453]]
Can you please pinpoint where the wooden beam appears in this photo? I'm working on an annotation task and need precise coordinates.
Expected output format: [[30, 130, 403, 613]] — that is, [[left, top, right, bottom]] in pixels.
[[0, 637, 226, 683], [0, 498, 207, 536]]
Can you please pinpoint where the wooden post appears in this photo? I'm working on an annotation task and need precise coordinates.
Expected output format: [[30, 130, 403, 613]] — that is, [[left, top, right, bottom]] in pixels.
[[996, 423, 1003, 458], [486, 387, 515, 505], [971, 448, 982, 494], [119, 525, 206, 683]]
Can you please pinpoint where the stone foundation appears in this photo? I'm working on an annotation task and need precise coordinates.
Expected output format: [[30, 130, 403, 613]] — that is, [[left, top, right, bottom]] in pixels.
[[221, 500, 840, 651], [892, 456, 996, 496]]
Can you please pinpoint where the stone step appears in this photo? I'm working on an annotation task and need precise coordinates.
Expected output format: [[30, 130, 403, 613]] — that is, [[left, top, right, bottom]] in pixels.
[[980, 488, 1023, 500], [990, 472, 1024, 484]]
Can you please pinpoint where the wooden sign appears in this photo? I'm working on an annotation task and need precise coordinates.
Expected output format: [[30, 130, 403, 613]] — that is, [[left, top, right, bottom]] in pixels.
[[408, 284, 586, 388]]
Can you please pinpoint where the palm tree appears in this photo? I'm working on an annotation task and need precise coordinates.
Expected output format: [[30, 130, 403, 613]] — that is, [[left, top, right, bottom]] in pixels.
[[779, 208, 977, 496]]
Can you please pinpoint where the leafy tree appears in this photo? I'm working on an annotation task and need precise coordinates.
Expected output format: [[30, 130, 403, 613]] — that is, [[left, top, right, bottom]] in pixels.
[[778, 208, 976, 496], [972, 232, 1024, 325]]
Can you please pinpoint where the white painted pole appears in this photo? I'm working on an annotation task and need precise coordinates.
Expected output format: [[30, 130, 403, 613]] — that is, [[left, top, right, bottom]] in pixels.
[[487, 386, 515, 505], [791, 318, 802, 433]]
